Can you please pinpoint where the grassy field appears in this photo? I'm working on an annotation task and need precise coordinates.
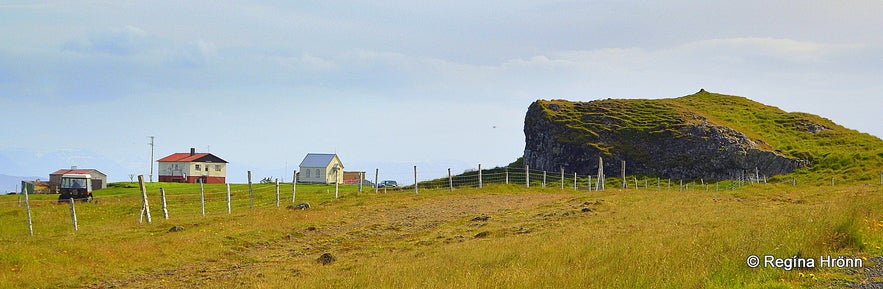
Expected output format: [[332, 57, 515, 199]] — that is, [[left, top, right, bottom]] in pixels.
[[2, 180, 883, 288]]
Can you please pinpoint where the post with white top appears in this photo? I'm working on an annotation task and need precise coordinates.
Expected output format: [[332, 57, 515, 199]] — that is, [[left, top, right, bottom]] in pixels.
[[200, 180, 205, 216], [560, 167, 564, 190], [292, 170, 297, 203], [448, 168, 453, 191], [68, 198, 78, 231], [160, 188, 169, 220], [23, 184, 33, 236], [138, 175, 152, 224], [226, 183, 232, 214], [573, 172, 577, 190], [525, 165, 530, 188], [247, 171, 254, 209], [621, 160, 626, 189], [478, 164, 483, 189], [505, 167, 509, 185], [596, 157, 605, 191]]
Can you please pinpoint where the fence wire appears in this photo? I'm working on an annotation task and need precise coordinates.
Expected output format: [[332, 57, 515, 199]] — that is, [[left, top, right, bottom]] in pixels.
[[3, 165, 877, 238]]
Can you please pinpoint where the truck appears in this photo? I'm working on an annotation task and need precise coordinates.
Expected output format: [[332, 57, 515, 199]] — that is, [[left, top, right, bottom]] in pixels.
[[58, 174, 93, 202]]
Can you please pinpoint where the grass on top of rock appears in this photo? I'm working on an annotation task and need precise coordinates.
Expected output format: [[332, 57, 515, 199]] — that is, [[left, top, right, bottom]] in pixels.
[[532, 90, 883, 185]]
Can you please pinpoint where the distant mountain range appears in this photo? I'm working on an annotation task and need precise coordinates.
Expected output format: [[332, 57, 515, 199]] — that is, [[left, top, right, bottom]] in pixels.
[[0, 174, 42, 194]]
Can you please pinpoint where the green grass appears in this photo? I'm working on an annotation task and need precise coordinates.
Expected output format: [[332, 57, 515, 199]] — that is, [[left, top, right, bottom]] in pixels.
[[2, 181, 883, 288], [531, 91, 883, 184], [670, 90, 883, 184]]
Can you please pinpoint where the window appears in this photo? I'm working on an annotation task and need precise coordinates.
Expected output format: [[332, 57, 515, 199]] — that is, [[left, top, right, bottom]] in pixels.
[[305, 170, 310, 178], [195, 164, 201, 171], [215, 165, 222, 172], [315, 169, 321, 178]]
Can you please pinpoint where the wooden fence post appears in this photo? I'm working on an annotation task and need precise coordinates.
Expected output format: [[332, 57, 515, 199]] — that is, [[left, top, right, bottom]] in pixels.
[[23, 184, 33, 236], [226, 183, 232, 214], [68, 198, 78, 231], [200, 181, 206, 217], [358, 172, 363, 192], [596, 157, 604, 191], [478, 164, 483, 189], [138, 175, 152, 224], [291, 170, 297, 204], [525, 165, 530, 188], [448, 168, 453, 191], [414, 165, 418, 194], [621, 160, 626, 189], [634, 177, 638, 190], [588, 175, 592, 192], [375, 168, 379, 193], [505, 167, 509, 185], [275, 178, 280, 207], [573, 172, 577, 190], [160, 188, 169, 220], [543, 171, 547, 188], [657, 178, 660, 191], [248, 171, 254, 209], [560, 167, 564, 190], [335, 176, 339, 199]]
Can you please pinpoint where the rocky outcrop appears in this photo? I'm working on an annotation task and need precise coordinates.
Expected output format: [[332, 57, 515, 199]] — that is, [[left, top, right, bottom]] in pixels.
[[522, 98, 806, 180]]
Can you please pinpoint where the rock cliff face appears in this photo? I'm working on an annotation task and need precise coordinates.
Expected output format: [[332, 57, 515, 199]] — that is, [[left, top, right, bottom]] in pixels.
[[522, 93, 807, 180]]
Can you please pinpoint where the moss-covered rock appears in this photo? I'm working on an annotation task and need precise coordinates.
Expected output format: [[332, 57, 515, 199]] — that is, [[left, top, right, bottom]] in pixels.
[[523, 90, 883, 181]]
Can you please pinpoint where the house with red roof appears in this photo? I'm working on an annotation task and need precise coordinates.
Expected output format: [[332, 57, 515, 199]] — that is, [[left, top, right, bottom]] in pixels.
[[157, 148, 228, 184], [49, 167, 107, 191]]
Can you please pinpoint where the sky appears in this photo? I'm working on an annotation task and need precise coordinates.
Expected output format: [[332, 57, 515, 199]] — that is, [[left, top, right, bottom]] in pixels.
[[1, 0, 881, 190]]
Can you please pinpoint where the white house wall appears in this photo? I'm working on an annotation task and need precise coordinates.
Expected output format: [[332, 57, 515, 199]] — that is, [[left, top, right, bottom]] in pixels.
[[159, 161, 226, 178]]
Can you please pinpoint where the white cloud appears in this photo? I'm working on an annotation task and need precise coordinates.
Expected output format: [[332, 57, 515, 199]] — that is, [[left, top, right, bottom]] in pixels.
[[1, 1, 881, 182], [62, 25, 149, 55]]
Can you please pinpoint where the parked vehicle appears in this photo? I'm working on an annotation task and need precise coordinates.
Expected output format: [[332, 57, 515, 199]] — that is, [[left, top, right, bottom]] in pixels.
[[58, 174, 93, 202], [378, 180, 398, 188]]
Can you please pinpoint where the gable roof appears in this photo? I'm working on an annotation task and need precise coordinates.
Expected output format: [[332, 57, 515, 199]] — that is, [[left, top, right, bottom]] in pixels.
[[51, 169, 106, 177], [157, 153, 228, 163], [299, 153, 343, 168]]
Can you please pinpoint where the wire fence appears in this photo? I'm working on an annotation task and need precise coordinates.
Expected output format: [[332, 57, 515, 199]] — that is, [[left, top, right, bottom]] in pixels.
[[3, 165, 881, 239]]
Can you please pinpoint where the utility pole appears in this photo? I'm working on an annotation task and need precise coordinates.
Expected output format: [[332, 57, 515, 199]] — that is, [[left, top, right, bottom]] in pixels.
[[148, 136, 155, 182]]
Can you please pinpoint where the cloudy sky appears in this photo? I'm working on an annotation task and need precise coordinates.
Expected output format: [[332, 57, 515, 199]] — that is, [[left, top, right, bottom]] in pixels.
[[1, 1, 881, 188]]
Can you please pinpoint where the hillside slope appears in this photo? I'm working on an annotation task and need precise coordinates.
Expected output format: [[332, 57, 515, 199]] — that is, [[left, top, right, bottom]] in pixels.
[[523, 90, 883, 183]]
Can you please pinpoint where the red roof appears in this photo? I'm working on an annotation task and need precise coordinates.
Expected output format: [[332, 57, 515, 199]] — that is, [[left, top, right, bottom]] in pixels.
[[157, 153, 211, 162], [51, 169, 99, 175], [157, 152, 228, 163]]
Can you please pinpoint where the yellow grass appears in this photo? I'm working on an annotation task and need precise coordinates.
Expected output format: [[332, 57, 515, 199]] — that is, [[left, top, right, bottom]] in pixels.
[[1, 182, 882, 288]]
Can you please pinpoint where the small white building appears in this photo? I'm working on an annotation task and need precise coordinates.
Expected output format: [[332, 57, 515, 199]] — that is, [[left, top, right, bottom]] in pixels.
[[298, 153, 344, 184]]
